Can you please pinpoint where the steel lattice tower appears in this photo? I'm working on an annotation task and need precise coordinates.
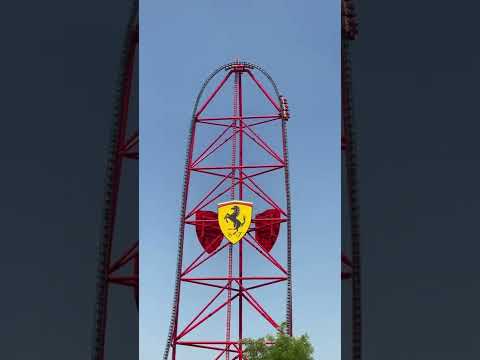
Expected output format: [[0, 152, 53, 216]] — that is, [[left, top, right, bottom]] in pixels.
[[92, 2, 139, 359], [163, 61, 292, 360]]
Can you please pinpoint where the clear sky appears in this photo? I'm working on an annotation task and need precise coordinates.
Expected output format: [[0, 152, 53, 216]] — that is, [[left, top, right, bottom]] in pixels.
[[140, 1, 340, 359]]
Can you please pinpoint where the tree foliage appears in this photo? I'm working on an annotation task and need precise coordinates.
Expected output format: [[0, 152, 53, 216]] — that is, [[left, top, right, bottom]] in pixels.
[[243, 323, 314, 360]]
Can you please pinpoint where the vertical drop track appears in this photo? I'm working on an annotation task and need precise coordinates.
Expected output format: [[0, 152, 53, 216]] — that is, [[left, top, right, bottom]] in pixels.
[[92, 1, 139, 359], [341, 1, 362, 360]]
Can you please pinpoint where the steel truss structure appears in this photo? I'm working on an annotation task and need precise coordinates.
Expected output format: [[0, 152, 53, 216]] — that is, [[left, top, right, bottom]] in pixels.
[[163, 61, 292, 360], [341, 1, 361, 360], [92, 2, 139, 359]]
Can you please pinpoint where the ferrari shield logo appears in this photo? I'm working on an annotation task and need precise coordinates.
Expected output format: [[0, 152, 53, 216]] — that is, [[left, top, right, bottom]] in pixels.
[[218, 200, 253, 244]]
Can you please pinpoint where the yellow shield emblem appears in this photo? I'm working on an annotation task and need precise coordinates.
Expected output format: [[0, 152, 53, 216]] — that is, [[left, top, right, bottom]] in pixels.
[[218, 200, 253, 244]]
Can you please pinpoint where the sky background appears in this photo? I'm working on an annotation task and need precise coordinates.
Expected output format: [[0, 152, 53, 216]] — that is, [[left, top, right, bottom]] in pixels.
[[140, 1, 340, 359]]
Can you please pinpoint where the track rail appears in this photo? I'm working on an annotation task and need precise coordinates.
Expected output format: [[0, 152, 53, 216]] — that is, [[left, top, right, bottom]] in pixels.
[[91, 1, 138, 359], [342, 1, 361, 359]]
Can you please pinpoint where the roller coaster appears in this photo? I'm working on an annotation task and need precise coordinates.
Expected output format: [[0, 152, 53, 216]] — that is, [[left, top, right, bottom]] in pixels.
[[91, 1, 361, 358], [161, 60, 292, 360]]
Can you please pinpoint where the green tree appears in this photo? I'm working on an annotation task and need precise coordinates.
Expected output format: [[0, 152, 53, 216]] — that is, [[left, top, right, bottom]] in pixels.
[[243, 323, 314, 360]]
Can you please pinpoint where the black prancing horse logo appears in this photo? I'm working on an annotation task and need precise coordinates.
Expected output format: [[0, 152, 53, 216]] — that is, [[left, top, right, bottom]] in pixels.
[[224, 205, 246, 236]]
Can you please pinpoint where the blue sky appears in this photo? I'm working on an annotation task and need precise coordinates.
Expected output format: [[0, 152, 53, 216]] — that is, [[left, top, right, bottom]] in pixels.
[[140, 1, 340, 359]]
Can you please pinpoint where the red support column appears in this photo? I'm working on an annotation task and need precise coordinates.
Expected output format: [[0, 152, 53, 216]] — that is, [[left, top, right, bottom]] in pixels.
[[237, 70, 244, 360]]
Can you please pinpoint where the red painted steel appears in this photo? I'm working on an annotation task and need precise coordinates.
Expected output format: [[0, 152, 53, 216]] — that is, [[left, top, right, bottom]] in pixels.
[[163, 61, 292, 360]]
